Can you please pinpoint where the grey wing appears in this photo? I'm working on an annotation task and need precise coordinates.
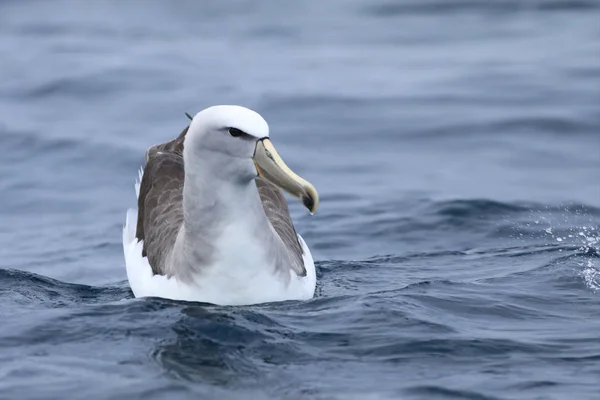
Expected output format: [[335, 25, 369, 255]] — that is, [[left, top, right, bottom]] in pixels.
[[136, 150, 185, 276], [256, 179, 307, 276], [145, 126, 188, 163]]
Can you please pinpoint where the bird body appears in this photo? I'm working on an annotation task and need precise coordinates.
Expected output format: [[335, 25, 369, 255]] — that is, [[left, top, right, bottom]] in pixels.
[[122, 106, 319, 305]]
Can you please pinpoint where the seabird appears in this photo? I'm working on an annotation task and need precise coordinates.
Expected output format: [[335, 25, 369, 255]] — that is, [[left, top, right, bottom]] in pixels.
[[122, 105, 319, 305]]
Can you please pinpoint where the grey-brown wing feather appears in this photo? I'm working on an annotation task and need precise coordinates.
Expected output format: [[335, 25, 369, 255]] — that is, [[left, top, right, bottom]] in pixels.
[[136, 142, 185, 276], [136, 128, 188, 275], [136, 124, 305, 276], [145, 126, 188, 162], [256, 179, 305, 275]]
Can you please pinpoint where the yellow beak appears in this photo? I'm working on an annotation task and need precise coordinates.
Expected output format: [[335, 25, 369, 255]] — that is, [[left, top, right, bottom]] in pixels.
[[253, 138, 319, 214]]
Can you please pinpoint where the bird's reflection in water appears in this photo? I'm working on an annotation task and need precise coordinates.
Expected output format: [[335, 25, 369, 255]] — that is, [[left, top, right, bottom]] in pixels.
[[149, 300, 308, 391]]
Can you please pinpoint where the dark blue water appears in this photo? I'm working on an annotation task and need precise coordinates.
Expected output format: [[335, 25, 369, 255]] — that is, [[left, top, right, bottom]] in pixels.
[[1, 1, 599, 399]]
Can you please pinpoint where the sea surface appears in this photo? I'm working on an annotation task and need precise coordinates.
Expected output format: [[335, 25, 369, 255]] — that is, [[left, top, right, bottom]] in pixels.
[[0, 1, 599, 399]]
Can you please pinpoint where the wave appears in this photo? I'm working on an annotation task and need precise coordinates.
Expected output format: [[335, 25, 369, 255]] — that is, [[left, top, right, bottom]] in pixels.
[[0, 127, 138, 163], [0, 268, 131, 308], [363, 0, 600, 18], [325, 198, 600, 249]]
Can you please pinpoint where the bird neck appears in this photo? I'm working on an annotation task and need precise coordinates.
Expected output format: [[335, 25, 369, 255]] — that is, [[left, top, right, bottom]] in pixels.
[[181, 148, 266, 235]]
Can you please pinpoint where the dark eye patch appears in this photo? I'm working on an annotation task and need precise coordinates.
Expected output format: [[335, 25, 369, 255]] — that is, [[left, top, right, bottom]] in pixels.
[[228, 128, 246, 137]]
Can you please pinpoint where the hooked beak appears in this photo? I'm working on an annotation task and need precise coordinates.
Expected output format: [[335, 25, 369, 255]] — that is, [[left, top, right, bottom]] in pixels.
[[253, 138, 319, 214]]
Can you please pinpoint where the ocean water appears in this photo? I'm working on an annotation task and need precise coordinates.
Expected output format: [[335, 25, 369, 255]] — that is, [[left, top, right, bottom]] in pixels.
[[1, 0, 599, 399]]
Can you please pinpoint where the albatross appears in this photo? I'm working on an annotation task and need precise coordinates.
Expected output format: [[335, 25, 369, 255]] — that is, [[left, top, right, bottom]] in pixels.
[[122, 105, 319, 305]]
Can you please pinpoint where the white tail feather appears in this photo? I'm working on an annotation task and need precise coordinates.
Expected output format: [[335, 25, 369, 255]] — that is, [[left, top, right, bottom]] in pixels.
[[134, 166, 144, 198]]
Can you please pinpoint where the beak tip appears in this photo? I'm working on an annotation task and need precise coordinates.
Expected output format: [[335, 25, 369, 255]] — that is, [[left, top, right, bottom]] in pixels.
[[302, 193, 319, 214], [302, 195, 315, 213]]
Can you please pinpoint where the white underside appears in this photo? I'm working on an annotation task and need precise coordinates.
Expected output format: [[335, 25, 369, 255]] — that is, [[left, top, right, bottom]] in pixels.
[[122, 168, 316, 306]]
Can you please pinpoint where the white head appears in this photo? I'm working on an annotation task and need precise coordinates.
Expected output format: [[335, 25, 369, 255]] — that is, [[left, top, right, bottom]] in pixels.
[[189, 105, 270, 139], [183, 105, 318, 213]]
